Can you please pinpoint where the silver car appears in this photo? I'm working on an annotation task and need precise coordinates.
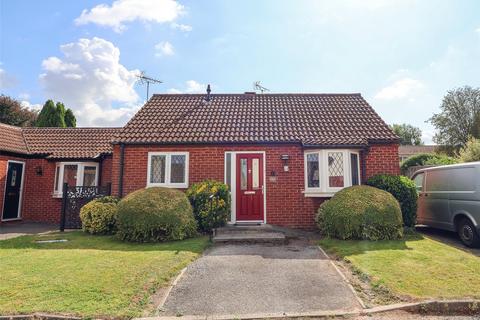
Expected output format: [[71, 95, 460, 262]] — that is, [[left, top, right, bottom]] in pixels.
[[412, 162, 480, 248]]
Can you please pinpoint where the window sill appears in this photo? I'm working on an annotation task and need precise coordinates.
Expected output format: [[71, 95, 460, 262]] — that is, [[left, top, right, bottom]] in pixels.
[[52, 193, 62, 198], [303, 191, 335, 198], [147, 184, 188, 189]]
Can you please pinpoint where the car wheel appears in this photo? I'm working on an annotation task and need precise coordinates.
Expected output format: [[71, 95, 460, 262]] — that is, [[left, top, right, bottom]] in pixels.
[[457, 218, 480, 248]]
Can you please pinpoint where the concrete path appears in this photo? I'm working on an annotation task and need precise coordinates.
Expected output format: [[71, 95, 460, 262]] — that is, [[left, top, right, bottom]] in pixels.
[[0, 222, 57, 240], [417, 226, 480, 257], [161, 239, 362, 317]]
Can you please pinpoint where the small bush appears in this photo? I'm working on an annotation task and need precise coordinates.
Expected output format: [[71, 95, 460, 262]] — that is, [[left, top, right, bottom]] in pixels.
[[316, 185, 403, 240], [458, 137, 480, 163], [80, 198, 118, 235], [400, 153, 457, 174], [186, 180, 231, 233], [116, 187, 197, 242], [366, 174, 418, 228]]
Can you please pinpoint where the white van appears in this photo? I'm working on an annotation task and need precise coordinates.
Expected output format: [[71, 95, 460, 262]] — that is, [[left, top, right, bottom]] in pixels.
[[412, 162, 480, 248]]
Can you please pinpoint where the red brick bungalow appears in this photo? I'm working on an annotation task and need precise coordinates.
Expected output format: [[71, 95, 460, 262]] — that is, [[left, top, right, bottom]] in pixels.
[[0, 123, 119, 224], [1, 92, 400, 228]]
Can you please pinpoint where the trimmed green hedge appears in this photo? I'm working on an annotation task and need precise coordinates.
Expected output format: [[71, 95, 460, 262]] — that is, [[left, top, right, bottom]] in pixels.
[[366, 174, 418, 228], [316, 185, 403, 240], [400, 153, 457, 174], [80, 197, 119, 235], [186, 180, 231, 233], [116, 187, 197, 242]]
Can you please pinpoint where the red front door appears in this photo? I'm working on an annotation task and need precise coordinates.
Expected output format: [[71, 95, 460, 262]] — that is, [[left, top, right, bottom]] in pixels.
[[236, 153, 264, 221]]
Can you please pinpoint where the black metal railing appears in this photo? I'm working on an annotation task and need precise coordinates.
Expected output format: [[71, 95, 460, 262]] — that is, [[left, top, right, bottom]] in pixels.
[[60, 183, 111, 231]]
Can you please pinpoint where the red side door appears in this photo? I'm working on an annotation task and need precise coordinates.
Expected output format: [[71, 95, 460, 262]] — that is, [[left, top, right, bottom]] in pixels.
[[236, 153, 264, 221]]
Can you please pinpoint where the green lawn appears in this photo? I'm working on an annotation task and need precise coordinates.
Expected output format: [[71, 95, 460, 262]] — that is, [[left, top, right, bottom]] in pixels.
[[0, 231, 209, 318], [320, 234, 480, 300]]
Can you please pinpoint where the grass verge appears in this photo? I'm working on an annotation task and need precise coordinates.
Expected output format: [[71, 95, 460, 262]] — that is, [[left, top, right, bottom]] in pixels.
[[320, 234, 480, 300], [0, 231, 209, 318]]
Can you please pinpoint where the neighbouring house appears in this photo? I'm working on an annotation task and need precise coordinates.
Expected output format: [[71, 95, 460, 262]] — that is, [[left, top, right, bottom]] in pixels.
[[1, 92, 400, 228], [398, 145, 437, 162], [0, 123, 119, 224]]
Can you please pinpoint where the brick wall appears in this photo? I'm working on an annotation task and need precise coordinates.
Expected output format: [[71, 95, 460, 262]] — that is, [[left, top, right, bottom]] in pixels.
[[111, 143, 399, 228]]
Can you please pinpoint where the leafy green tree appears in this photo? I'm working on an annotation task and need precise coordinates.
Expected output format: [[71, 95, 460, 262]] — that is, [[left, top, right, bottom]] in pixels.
[[0, 95, 37, 126], [36, 100, 64, 127], [458, 137, 480, 163], [429, 86, 480, 147], [36, 100, 76, 127], [55, 102, 66, 127], [64, 109, 76, 127], [391, 123, 423, 145]]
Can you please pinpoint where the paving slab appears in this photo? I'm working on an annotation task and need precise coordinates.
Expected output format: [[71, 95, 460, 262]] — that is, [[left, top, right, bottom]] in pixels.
[[0, 222, 57, 240], [161, 239, 362, 316]]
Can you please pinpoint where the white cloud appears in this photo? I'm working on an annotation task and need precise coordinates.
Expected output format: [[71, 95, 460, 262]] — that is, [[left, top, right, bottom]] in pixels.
[[171, 22, 192, 32], [39, 37, 141, 126], [476, 27, 480, 34], [20, 100, 42, 111], [374, 78, 424, 100], [155, 41, 174, 57], [167, 80, 206, 94], [18, 93, 30, 100], [75, 0, 184, 33]]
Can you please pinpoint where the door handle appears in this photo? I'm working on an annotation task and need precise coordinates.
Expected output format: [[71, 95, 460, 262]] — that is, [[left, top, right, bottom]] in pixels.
[[244, 191, 255, 195]]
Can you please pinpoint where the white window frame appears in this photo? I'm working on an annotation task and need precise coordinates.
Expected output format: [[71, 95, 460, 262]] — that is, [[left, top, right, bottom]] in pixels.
[[304, 149, 361, 197], [53, 162, 99, 197], [147, 152, 189, 188]]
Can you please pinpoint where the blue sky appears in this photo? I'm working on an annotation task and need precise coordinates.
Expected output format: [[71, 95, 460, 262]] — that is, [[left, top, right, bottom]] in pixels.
[[1, 0, 480, 143]]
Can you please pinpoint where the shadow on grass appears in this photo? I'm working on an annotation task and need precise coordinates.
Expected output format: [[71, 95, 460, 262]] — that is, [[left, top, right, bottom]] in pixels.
[[0, 231, 208, 254], [319, 233, 425, 257]]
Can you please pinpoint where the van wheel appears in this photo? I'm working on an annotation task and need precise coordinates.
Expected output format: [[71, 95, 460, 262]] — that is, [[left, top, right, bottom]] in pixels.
[[457, 218, 480, 248]]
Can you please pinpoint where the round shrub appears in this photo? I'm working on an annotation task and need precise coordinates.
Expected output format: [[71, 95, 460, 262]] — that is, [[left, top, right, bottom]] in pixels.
[[80, 197, 118, 235], [186, 180, 231, 233], [366, 174, 418, 228], [400, 153, 457, 174], [316, 185, 403, 240], [116, 187, 197, 242]]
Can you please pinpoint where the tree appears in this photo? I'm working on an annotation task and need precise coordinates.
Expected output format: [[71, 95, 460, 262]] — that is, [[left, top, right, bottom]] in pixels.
[[391, 123, 423, 145], [429, 86, 480, 147], [458, 137, 480, 163], [0, 95, 37, 126], [36, 100, 76, 128], [64, 109, 76, 127]]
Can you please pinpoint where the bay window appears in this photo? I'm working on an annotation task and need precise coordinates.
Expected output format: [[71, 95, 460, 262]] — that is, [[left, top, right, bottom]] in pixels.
[[304, 150, 360, 196], [53, 162, 99, 196], [147, 152, 189, 188]]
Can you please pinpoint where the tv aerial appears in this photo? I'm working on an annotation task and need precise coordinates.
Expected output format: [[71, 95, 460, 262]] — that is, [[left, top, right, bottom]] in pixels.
[[136, 71, 163, 100], [253, 81, 270, 94]]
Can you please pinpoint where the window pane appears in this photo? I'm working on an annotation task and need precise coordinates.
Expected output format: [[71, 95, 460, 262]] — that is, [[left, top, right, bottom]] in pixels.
[[54, 166, 60, 191], [225, 153, 232, 190], [328, 152, 344, 188], [307, 153, 319, 188], [83, 166, 97, 186], [413, 173, 424, 192], [170, 155, 186, 183], [63, 164, 78, 186], [350, 153, 359, 185], [150, 155, 166, 183], [240, 158, 247, 190], [426, 170, 449, 192], [252, 158, 260, 188], [449, 168, 476, 191]]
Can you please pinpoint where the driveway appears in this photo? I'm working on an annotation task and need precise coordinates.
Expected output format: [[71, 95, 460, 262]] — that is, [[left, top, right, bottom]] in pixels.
[[417, 226, 480, 257], [161, 239, 362, 317], [0, 222, 57, 240]]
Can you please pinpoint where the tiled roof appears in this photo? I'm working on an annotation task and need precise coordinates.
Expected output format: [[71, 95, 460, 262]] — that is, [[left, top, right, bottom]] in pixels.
[[0, 124, 120, 159], [115, 93, 398, 146], [0, 123, 29, 154]]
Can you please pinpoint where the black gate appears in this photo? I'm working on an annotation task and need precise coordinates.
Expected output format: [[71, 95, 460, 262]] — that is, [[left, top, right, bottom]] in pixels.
[[60, 182, 111, 231]]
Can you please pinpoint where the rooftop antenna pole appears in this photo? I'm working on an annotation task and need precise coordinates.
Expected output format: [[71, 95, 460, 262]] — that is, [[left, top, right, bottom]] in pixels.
[[136, 71, 163, 100], [253, 81, 270, 94]]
